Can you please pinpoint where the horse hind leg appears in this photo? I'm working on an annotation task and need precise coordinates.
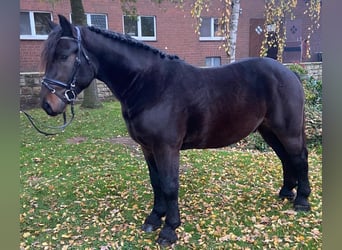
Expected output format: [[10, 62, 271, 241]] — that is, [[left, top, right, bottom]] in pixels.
[[288, 146, 311, 211], [258, 125, 311, 211], [258, 126, 297, 200]]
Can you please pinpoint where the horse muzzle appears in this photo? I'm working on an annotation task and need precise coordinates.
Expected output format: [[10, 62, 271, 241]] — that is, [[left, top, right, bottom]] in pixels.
[[41, 99, 61, 116], [41, 91, 67, 116]]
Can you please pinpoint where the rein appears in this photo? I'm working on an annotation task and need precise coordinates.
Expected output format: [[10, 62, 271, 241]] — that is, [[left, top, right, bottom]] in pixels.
[[21, 105, 75, 136], [22, 26, 92, 136]]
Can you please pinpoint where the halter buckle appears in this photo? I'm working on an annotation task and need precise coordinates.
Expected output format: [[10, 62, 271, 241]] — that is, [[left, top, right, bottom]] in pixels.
[[64, 89, 76, 102]]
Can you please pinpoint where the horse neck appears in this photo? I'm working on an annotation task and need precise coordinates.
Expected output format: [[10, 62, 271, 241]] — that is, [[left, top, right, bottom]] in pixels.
[[82, 28, 158, 100]]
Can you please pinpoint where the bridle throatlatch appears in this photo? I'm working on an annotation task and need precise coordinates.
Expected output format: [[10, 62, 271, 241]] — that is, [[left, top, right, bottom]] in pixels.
[[22, 26, 93, 136]]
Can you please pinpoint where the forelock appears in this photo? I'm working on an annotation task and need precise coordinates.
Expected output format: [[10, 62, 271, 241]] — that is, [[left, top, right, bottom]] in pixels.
[[41, 26, 63, 70]]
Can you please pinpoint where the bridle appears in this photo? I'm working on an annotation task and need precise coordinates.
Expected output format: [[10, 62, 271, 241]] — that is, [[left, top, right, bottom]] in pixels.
[[22, 26, 94, 136], [42, 26, 93, 104]]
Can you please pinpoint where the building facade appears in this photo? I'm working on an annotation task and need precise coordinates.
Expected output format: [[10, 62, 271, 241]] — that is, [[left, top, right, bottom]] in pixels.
[[20, 0, 322, 73]]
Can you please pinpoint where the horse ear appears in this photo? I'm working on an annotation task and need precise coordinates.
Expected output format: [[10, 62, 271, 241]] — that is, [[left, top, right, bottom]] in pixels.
[[58, 14, 74, 37]]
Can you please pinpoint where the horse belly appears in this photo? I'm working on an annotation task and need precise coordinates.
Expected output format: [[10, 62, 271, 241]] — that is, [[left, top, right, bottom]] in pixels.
[[203, 130, 251, 149], [181, 117, 263, 150]]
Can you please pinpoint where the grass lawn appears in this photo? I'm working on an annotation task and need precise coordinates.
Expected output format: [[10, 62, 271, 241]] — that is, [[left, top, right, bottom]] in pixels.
[[20, 101, 322, 249]]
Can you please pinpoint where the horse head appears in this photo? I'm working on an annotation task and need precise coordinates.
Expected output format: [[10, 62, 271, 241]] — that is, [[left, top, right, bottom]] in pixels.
[[40, 15, 95, 116]]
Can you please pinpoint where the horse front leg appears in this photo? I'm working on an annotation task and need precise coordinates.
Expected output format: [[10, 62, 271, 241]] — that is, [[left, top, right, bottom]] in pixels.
[[141, 147, 166, 232], [144, 145, 181, 246]]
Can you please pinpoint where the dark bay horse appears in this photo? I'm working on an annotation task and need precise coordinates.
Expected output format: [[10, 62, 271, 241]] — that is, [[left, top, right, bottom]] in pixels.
[[40, 15, 311, 246]]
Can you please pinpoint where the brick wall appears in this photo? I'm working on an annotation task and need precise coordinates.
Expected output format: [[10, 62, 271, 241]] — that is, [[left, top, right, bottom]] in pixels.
[[20, 0, 321, 72], [20, 0, 229, 72]]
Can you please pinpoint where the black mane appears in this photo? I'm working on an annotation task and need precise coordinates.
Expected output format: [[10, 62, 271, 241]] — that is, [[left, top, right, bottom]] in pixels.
[[88, 26, 179, 60]]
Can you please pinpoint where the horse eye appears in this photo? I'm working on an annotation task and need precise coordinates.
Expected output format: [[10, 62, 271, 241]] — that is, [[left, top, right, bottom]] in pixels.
[[60, 55, 69, 61]]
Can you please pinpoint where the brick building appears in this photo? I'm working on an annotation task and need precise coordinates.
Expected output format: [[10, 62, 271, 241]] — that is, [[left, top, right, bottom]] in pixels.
[[20, 0, 322, 73]]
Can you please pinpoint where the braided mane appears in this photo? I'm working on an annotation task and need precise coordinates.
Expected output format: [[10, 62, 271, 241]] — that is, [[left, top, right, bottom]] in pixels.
[[88, 26, 179, 60]]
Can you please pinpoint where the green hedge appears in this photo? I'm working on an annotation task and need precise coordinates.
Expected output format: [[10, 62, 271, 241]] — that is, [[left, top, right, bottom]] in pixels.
[[289, 63, 322, 148]]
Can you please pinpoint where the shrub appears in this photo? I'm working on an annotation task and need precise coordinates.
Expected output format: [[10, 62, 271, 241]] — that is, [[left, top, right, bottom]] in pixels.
[[289, 63, 322, 147]]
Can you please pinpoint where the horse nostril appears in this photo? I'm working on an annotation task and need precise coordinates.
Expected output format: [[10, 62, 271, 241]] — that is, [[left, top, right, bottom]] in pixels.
[[42, 100, 58, 116], [42, 100, 51, 114]]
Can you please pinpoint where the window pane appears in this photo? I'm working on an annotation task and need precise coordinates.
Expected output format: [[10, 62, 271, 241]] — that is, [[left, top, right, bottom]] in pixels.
[[214, 18, 224, 37], [34, 13, 51, 35], [205, 57, 221, 67], [20, 12, 31, 35], [124, 16, 138, 36], [90, 14, 107, 29], [200, 18, 211, 37], [140, 16, 155, 37]]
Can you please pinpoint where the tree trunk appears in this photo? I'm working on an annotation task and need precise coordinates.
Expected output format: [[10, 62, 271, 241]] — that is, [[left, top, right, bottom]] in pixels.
[[81, 80, 103, 108], [70, 0, 102, 109], [229, 0, 240, 63]]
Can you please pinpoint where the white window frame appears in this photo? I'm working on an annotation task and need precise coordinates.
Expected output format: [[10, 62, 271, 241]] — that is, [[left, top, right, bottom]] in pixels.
[[20, 11, 52, 40], [199, 17, 224, 41], [123, 15, 157, 41], [205, 57, 221, 67], [69, 13, 108, 29], [85, 13, 108, 29]]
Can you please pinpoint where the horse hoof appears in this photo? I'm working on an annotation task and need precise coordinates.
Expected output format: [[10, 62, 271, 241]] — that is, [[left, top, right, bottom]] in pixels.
[[279, 189, 296, 201], [142, 223, 160, 233], [157, 226, 178, 246], [279, 194, 295, 202], [294, 203, 311, 212], [156, 237, 175, 247]]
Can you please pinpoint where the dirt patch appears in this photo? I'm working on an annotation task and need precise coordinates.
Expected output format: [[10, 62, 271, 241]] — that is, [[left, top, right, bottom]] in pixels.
[[66, 137, 88, 144], [105, 136, 138, 148], [66, 136, 137, 147], [65, 136, 190, 171], [104, 136, 142, 157]]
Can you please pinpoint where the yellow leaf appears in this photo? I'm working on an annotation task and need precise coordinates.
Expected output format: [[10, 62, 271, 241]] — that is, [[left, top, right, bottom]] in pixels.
[[23, 232, 30, 238], [61, 234, 72, 239]]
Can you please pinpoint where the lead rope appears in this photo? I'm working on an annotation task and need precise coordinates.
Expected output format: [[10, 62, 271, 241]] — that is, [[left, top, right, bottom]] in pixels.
[[20, 103, 75, 136]]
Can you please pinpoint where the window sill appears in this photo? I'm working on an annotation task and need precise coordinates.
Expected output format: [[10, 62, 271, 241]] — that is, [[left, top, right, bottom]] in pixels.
[[20, 35, 48, 40], [131, 36, 157, 42], [199, 37, 224, 41]]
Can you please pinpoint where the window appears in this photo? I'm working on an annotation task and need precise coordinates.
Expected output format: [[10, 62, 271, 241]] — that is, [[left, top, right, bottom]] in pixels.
[[205, 57, 221, 67], [123, 16, 156, 41], [70, 13, 108, 29], [199, 17, 224, 41], [20, 11, 52, 40], [86, 13, 108, 29]]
